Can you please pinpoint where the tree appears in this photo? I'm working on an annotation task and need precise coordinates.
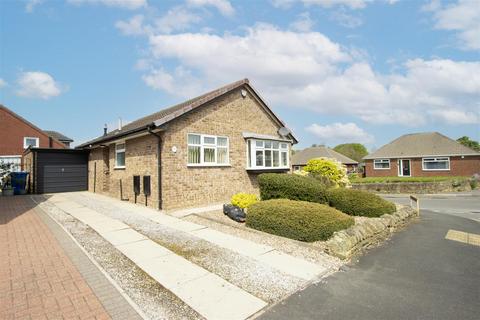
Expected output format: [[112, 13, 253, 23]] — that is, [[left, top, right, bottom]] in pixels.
[[333, 143, 368, 162], [457, 136, 480, 152]]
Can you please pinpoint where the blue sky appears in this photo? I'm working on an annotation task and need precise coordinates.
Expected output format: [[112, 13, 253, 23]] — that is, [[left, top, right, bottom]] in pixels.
[[0, 0, 479, 150]]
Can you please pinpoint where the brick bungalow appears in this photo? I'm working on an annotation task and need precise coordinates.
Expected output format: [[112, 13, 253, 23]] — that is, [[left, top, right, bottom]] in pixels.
[[0, 105, 69, 171], [291, 145, 358, 173], [77, 79, 297, 210], [364, 132, 480, 178]]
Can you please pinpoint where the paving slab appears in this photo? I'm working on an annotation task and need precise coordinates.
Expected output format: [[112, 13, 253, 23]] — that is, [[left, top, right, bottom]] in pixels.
[[117, 239, 172, 261], [102, 228, 148, 246], [173, 273, 268, 320], [257, 251, 326, 281]]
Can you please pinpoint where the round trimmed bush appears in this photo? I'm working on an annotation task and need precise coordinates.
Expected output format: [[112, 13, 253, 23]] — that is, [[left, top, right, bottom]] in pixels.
[[258, 173, 328, 204], [327, 188, 396, 217], [246, 199, 354, 242]]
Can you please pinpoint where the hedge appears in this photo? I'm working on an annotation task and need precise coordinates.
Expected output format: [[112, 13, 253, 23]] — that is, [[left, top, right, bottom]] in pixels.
[[327, 188, 396, 217], [258, 173, 328, 204], [246, 199, 354, 242], [350, 176, 469, 184]]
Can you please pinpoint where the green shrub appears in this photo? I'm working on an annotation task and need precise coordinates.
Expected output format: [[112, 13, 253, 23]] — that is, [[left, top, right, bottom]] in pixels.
[[246, 199, 354, 242], [231, 193, 259, 209], [303, 158, 350, 187], [350, 176, 469, 184], [469, 178, 478, 190], [327, 188, 396, 217], [258, 173, 328, 204]]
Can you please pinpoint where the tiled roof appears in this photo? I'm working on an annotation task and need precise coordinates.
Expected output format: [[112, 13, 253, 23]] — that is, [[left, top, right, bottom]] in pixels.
[[44, 130, 73, 142], [363, 132, 480, 159], [292, 146, 358, 165], [77, 79, 296, 148]]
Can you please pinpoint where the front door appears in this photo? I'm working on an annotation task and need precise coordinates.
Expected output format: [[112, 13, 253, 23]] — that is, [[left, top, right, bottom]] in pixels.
[[398, 159, 411, 177]]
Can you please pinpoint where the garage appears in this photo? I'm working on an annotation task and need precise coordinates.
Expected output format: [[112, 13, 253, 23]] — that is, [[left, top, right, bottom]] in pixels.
[[23, 148, 88, 194]]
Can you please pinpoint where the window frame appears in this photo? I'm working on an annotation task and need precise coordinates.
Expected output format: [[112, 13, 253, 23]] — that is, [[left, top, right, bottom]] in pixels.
[[373, 159, 390, 170], [422, 156, 450, 171], [23, 137, 39, 149], [187, 133, 230, 167], [114, 142, 126, 169], [247, 138, 290, 170]]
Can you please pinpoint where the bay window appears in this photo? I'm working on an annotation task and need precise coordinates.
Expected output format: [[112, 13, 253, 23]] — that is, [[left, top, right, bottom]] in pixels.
[[422, 157, 450, 171], [188, 133, 229, 166], [248, 139, 289, 169]]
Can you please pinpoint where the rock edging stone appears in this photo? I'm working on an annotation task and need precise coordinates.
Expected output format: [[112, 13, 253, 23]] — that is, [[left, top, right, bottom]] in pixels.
[[325, 205, 417, 259]]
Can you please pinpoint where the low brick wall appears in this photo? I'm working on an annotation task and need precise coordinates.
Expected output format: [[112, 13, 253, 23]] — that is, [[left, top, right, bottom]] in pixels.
[[325, 205, 417, 259], [351, 180, 471, 194]]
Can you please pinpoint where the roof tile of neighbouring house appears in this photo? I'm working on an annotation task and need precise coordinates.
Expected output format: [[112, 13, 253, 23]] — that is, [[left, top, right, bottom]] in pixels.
[[44, 130, 73, 142], [77, 78, 297, 148], [292, 146, 358, 165], [363, 132, 480, 159]]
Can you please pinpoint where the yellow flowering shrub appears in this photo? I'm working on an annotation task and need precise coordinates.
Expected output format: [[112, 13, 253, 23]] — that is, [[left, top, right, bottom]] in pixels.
[[231, 193, 259, 209]]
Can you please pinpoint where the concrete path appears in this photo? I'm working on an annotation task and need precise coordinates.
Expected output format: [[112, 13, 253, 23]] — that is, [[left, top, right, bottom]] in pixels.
[[112, 201, 326, 281], [46, 195, 267, 320]]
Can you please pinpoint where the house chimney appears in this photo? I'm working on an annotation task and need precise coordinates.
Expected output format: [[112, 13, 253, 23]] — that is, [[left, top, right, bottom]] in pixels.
[[118, 118, 122, 131], [103, 124, 107, 136]]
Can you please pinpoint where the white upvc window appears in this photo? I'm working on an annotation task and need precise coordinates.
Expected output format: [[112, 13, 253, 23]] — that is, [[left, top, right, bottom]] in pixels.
[[23, 137, 39, 149], [422, 157, 450, 171], [115, 143, 126, 168], [247, 139, 289, 170], [187, 133, 229, 166], [373, 159, 390, 170]]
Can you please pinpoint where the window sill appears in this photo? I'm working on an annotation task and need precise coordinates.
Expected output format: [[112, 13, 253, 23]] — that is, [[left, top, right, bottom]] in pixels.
[[422, 169, 450, 171], [373, 168, 391, 170], [246, 167, 290, 172], [187, 164, 231, 168], [114, 166, 126, 170]]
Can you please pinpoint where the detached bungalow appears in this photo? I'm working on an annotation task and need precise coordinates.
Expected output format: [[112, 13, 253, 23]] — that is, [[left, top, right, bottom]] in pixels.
[[291, 146, 358, 173], [363, 132, 480, 178], [77, 79, 297, 210]]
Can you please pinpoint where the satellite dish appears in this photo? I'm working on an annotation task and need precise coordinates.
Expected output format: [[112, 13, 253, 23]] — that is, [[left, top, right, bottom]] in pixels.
[[278, 127, 291, 137]]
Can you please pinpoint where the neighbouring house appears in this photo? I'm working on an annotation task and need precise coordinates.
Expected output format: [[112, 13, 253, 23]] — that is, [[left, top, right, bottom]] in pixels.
[[44, 130, 74, 148], [0, 105, 67, 171], [77, 79, 297, 211], [291, 146, 358, 173], [363, 132, 480, 177]]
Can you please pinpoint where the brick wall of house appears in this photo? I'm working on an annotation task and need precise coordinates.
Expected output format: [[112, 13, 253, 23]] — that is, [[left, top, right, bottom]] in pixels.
[[0, 107, 65, 156], [365, 156, 480, 177], [160, 88, 285, 210], [87, 87, 287, 211], [87, 135, 159, 209]]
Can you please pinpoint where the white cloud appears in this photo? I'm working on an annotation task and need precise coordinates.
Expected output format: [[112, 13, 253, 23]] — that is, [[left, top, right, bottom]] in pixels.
[[0, 78, 7, 88], [426, 0, 480, 50], [186, 0, 235, 16], [429, 109, 480, 125], [330, 9, 363, 28], [115, 14, 148, 36], [290, 12, 315, 32], [306, 122, 374, 144], [16, 71, 63, 99], [25, 0, 43, 12], [127, 23, 479, 128], [273, 0, 397, 10], [67, 0, 147, 10], [155, 6, 202, 34]]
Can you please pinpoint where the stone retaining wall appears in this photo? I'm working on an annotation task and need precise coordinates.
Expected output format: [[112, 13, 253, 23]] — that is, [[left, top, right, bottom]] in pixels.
[[325, 205, 418, 259], [351, 179, 471, 194]]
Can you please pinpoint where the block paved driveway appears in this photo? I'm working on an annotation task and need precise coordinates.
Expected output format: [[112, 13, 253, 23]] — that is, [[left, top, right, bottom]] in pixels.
[[0, 196, 140, 320]]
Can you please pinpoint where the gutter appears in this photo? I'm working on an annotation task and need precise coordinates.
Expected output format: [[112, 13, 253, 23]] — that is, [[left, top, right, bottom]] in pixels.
[[147, 124, 162, 210]]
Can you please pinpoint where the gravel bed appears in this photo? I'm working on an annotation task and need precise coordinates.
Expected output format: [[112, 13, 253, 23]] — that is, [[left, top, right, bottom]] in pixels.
[[58, 193, 307, 303], [35, 197, 203, 320], [185, 210, 343, 269]]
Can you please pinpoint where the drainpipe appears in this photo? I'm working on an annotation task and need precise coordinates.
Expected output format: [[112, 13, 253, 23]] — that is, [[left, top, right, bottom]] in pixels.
[[148, 125, 162, 210]]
